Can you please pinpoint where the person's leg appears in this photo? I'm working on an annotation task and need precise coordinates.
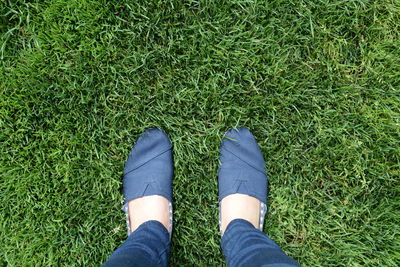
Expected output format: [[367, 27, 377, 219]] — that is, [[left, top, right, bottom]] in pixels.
[[221, 219, 300, 267], [103, 128, 174, 267], [218, 127, 300, 267], [103, 220, 170, 267]]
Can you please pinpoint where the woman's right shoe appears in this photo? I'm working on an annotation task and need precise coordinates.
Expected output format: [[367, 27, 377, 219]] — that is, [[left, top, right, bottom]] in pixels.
[[218, 127, 268, 233]]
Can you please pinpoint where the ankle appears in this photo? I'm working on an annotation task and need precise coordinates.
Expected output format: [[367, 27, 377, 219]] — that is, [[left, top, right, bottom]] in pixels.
[[220, 194, 261, 235], [128, 195, 171, 233]]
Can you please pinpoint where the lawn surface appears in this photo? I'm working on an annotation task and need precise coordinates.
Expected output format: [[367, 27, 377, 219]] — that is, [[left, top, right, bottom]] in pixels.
[[1, 0, 399, 266]]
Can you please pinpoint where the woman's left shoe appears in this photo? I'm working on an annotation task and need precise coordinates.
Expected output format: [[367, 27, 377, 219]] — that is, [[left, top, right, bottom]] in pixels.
[[122, 128, 173, 235]]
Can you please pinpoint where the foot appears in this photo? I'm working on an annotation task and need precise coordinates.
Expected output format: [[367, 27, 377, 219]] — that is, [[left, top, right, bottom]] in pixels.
[[128, 195, 171, 232], [218, 127, 268, 235], [123, 128, 173, 234], [220, 194, 261, 234]]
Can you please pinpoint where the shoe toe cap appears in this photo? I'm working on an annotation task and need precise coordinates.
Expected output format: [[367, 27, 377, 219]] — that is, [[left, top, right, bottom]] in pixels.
[[221, 127, 265, 172], [124, 128, 172, 173]]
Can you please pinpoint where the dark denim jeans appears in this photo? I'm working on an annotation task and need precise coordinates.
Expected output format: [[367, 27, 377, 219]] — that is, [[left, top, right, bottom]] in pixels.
[[103, 219, 300, 267]]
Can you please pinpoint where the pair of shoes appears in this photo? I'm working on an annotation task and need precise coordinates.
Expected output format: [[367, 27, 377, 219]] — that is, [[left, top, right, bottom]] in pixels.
[[122, 127, 267, 236]]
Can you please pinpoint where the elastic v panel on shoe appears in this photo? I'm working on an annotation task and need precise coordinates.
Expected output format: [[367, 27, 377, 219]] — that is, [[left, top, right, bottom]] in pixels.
[[218, 165, 268, 204], [123, 152, 173, 205], [122, 202, 173, 239]]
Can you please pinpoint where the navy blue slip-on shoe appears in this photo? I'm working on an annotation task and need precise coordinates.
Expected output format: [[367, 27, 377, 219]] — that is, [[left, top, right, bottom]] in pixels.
[[122, 128, 173, 235], [218, 127, 268, 232]]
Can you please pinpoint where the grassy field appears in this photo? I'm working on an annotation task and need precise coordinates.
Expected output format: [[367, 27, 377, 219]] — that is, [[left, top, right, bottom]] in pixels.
[[1, 0, 399, 266]]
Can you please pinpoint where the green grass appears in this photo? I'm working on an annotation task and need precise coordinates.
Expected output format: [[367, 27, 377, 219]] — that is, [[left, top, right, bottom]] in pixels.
[[1, 0, 399, 266]]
